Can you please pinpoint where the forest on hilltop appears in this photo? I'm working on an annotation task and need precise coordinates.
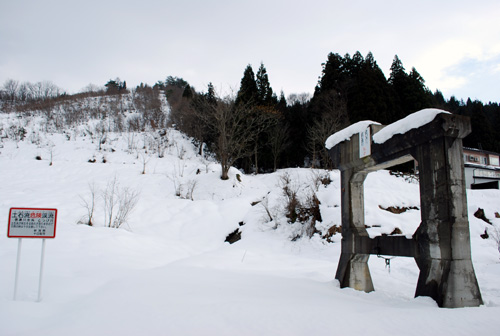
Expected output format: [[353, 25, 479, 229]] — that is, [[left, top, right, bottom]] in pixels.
[[1, 51, 499, 174]]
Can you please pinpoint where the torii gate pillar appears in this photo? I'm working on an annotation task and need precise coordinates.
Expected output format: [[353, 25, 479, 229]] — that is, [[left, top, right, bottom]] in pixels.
[[328, 110, 483, 308]]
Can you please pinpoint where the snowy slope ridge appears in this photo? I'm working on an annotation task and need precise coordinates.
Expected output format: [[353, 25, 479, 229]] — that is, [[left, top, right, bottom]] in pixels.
[[1, 112, 500, 336]]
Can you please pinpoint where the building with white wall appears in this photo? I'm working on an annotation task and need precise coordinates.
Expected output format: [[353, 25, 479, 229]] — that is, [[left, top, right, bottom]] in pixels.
[[463, 147, 500, 189]]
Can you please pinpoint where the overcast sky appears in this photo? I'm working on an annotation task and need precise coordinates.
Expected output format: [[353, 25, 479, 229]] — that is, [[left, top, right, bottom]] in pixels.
[[1, 0, 499, 103]]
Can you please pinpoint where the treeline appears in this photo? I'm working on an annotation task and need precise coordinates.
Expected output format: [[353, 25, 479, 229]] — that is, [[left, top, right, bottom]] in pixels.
[[0, 77, 167, 132], [166, 52, 500, 173], [0, 80, 62, 105], [311, 52, 500, 153], [166, 66, 293, 177], [2, 51, 500, 172]]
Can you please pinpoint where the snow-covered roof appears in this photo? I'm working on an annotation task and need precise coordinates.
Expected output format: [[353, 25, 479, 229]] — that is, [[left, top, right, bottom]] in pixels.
[[325, 120, 380, 149], [373, 108, 450, 144], [325, 109, 451, 150], [464, 147, 500, 157]]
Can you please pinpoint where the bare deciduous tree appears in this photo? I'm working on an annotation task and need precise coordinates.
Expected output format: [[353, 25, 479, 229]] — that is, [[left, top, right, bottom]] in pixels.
[[27, 81, 60, 101], [268, 121, 291, 171], [287, 92, 311, 106], [181, 180, 197, 200], [194, 94, 267, 180], [137, 150, 150, 175], [46, 140, 55, 166], [102, 177, 139, 228], [79, 183, 97, 226], [2, 79, 19, 102], [82, 83, 103, 94], [306, 91, 349, 168], [17, 82, 30, 102], [250, 105, 279, 174], [86, 122, 107, 151]]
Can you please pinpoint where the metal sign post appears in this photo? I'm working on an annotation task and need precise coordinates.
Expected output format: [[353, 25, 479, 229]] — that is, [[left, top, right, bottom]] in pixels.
[[13, 238, 22, 300], [7, 208, 57, 302], [37, 239, 47, 302]]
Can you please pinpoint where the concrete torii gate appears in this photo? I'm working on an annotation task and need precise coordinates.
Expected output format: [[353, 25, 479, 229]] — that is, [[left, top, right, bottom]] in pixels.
[[326, 109, 483, 308]]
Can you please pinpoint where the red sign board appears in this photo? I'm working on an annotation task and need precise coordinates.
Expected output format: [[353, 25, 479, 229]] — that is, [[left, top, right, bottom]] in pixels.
[[8, 208, 57, 238]]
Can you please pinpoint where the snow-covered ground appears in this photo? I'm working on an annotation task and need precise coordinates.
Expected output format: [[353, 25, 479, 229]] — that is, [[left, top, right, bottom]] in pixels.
[[1, 113, 500, 335]]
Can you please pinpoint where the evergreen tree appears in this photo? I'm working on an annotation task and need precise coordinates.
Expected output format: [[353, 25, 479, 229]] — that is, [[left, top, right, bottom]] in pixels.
[[153, 81, 165, 91], [431, 89, 447, 108], [461, 99, 495, 150], [234, 63, 282, 172], [182, 84, 194, 99], [351, 51, 364, 67], [316, 52, 349, 96], [165, 76, 188, 89], [347, 52, 395, 124], [105, 79, 120, 94], [484, 102, 500, 152], [310, 53, 345, 125], [388, 55, 406, 85], [236, 65, 258, 106], [388, 55, 431, 120], [277, 91, 287, 113], [206, 82, 217, 105], [446, 95, 463, 113], [387, 55, 407, 121], [256, 62, 273, 105]]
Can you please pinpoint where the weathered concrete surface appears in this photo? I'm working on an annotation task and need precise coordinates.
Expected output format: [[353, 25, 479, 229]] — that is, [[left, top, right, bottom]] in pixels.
[[328, 112, 483, 308]]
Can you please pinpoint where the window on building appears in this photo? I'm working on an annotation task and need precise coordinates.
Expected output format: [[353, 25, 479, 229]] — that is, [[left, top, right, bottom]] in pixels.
[[468, 155, 479, 162]]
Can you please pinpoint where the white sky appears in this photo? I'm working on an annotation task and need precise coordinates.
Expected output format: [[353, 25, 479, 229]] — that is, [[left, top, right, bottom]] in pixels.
[[1, 0, 499, 102]]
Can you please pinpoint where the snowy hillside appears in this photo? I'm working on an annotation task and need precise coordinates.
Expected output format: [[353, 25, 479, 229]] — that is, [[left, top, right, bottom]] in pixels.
[[1, 111, 500, 336]]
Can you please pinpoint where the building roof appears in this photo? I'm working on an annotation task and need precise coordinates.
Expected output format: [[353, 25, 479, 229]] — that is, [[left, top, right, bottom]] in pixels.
[[463, 147, 500, 156]]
